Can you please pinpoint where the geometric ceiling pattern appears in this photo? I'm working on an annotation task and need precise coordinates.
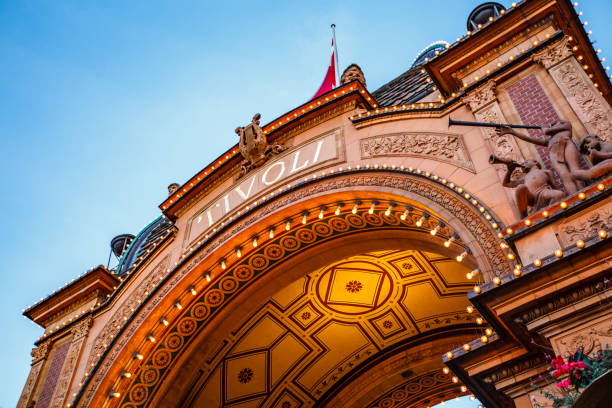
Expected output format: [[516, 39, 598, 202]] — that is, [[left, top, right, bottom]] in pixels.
[[188, 249, 476, 408]]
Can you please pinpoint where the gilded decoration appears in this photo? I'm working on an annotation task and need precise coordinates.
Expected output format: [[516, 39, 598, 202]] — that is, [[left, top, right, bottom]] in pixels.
[[78, 172, 508, 408], [156, 250, 476, 407], [549, 57, 612, 141], [360, 132, 473, 170]]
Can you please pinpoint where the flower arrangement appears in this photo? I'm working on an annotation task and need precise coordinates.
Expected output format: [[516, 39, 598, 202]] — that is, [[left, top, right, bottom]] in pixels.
[[531, 347, 612, 407]]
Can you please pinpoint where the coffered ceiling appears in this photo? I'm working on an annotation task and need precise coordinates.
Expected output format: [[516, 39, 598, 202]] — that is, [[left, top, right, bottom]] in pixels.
[[188, 249, 477, 408]]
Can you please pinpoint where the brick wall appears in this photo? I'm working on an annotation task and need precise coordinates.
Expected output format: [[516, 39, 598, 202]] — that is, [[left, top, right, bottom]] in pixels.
[[34, 341, 71, 408], [506, 73, 564, 187]]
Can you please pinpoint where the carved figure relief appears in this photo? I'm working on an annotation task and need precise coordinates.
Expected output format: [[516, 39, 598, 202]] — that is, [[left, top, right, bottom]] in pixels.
[[360, 132, 472, 169], [555, 320, 612, 356], [558, 208, 612, 245], [549, 58, 612, 141], [235, 113, 286, 176]]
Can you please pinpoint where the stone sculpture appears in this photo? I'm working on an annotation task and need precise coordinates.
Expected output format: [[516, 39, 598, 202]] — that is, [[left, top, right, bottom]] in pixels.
[[235, 113, 285, 176], [496, 120, 583, 193], [492, 155, 564, 217], [572, 134, 612, 182]]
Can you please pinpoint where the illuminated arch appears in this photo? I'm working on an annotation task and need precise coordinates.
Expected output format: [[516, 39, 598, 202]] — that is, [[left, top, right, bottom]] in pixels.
[[74, 168, 511, 407]]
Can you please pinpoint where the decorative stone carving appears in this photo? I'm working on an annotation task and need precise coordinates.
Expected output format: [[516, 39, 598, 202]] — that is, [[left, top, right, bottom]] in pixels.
[[549, 57, 612, 141], [50, 322, 92, 408], [71, 316, 93, 340], [31, 341, 50, 364], [85, 256, 170, 371], [167, 183, 180, 196], [235, 113, 286, 176], [341, 64, 366, 88], [555, 320, 612, 355], [481, 355, 546, 384], [16, 360, 44, 408], [531, 36, 572, 69], [462, 80, 497, 112], [558, 209, 612, 245], [360, 132, 472, 169], [513, 280, 611, 326]]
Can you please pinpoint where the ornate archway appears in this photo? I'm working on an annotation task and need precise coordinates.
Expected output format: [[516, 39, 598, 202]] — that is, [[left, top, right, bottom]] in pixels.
[[75, 169, 510, 407]]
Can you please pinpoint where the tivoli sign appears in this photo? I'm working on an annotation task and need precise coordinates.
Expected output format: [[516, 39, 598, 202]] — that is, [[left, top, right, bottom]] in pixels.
[[186, 131, 341, 247]]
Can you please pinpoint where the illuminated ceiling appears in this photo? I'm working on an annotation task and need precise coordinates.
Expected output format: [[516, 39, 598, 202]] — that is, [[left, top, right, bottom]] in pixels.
[[187, 249, 477, 408]]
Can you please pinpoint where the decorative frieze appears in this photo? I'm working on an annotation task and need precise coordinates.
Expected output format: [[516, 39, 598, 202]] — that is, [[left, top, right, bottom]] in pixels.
[[360, 132, 473, 169], [555, 199, 612, 246], [481, 355, 546, 385]]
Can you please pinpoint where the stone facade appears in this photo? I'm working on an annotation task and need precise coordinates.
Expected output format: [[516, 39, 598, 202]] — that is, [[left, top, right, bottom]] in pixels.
[[18, 2, 612, 408]]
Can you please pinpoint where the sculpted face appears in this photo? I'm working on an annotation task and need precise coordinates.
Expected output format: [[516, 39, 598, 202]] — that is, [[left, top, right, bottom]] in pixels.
[[580, 134, 602, 154], [341, 65, 366, 88], [522, 159, 541, 169]]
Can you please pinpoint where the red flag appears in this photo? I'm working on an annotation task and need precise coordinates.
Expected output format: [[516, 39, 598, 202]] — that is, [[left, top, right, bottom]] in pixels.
[[312, 24, 339, 99]]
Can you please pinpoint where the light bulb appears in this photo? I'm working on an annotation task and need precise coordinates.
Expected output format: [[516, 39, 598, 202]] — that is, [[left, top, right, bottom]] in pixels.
[[285, 220, 291, 231], [368, 203, 375, 214], [302, 213, 307, 224], [269, 229, 274, 239], [430, 224, 440, 236], [444, 235, 456, 247], [319, 208, 324, 219], [352, 202, 358, 214], [236, 248, 242, 258], [190, 286, 197, 295]]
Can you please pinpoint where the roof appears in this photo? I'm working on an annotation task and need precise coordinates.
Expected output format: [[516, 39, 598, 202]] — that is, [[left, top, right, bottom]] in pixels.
[[117, 216, 174, 275], [371, 66, 435, 107]]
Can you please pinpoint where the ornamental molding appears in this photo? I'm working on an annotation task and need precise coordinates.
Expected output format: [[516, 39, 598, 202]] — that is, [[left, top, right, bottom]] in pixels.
[[31, 340, 50, 364], [481, 354, 547, 385], [548, 57, 612, 141], [16, 360, 44, 408], [513, 280, 612, 326], [79, 173, 509, 407], [360, 132, 474, 171], [531, 36, 572, 69], [71, 316, 93, 341], [462, 80, 497, 112], [85, 255, 170, 372]]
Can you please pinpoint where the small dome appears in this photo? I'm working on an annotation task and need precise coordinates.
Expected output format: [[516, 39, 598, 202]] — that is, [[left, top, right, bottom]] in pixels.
[[467, 2, 505, 31], [411, 41, 450, 67], [111, 234, 135, 258]]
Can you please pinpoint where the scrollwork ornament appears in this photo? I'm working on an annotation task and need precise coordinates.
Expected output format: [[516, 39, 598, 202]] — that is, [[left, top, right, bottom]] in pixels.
[[531, 36, 572, 69], [462, 80, 497, 112]]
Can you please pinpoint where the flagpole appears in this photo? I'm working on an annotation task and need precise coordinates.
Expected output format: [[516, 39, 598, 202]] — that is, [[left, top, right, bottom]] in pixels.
[[331, 24, 339, 87]]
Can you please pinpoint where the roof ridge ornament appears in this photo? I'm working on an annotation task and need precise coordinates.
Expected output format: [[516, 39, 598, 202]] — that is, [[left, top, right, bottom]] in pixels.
[[235, 113, 286, 177]]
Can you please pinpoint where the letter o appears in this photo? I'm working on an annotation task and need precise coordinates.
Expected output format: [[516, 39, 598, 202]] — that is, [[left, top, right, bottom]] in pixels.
[[261, 161, 286, 186]]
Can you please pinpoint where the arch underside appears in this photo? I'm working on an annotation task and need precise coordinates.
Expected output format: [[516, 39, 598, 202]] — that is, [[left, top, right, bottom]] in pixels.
[[80, 172, 507, 408], [172, 249, 479, 408]]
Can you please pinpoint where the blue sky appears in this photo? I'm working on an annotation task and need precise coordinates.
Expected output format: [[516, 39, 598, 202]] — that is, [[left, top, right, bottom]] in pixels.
[[1, 1, 610, 407]]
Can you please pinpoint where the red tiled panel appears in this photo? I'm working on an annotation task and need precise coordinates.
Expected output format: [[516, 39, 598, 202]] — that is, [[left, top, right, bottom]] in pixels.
[[35, 341, 71, 408], [506, 73, 588, 190], [506, 73, 564, 187]]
